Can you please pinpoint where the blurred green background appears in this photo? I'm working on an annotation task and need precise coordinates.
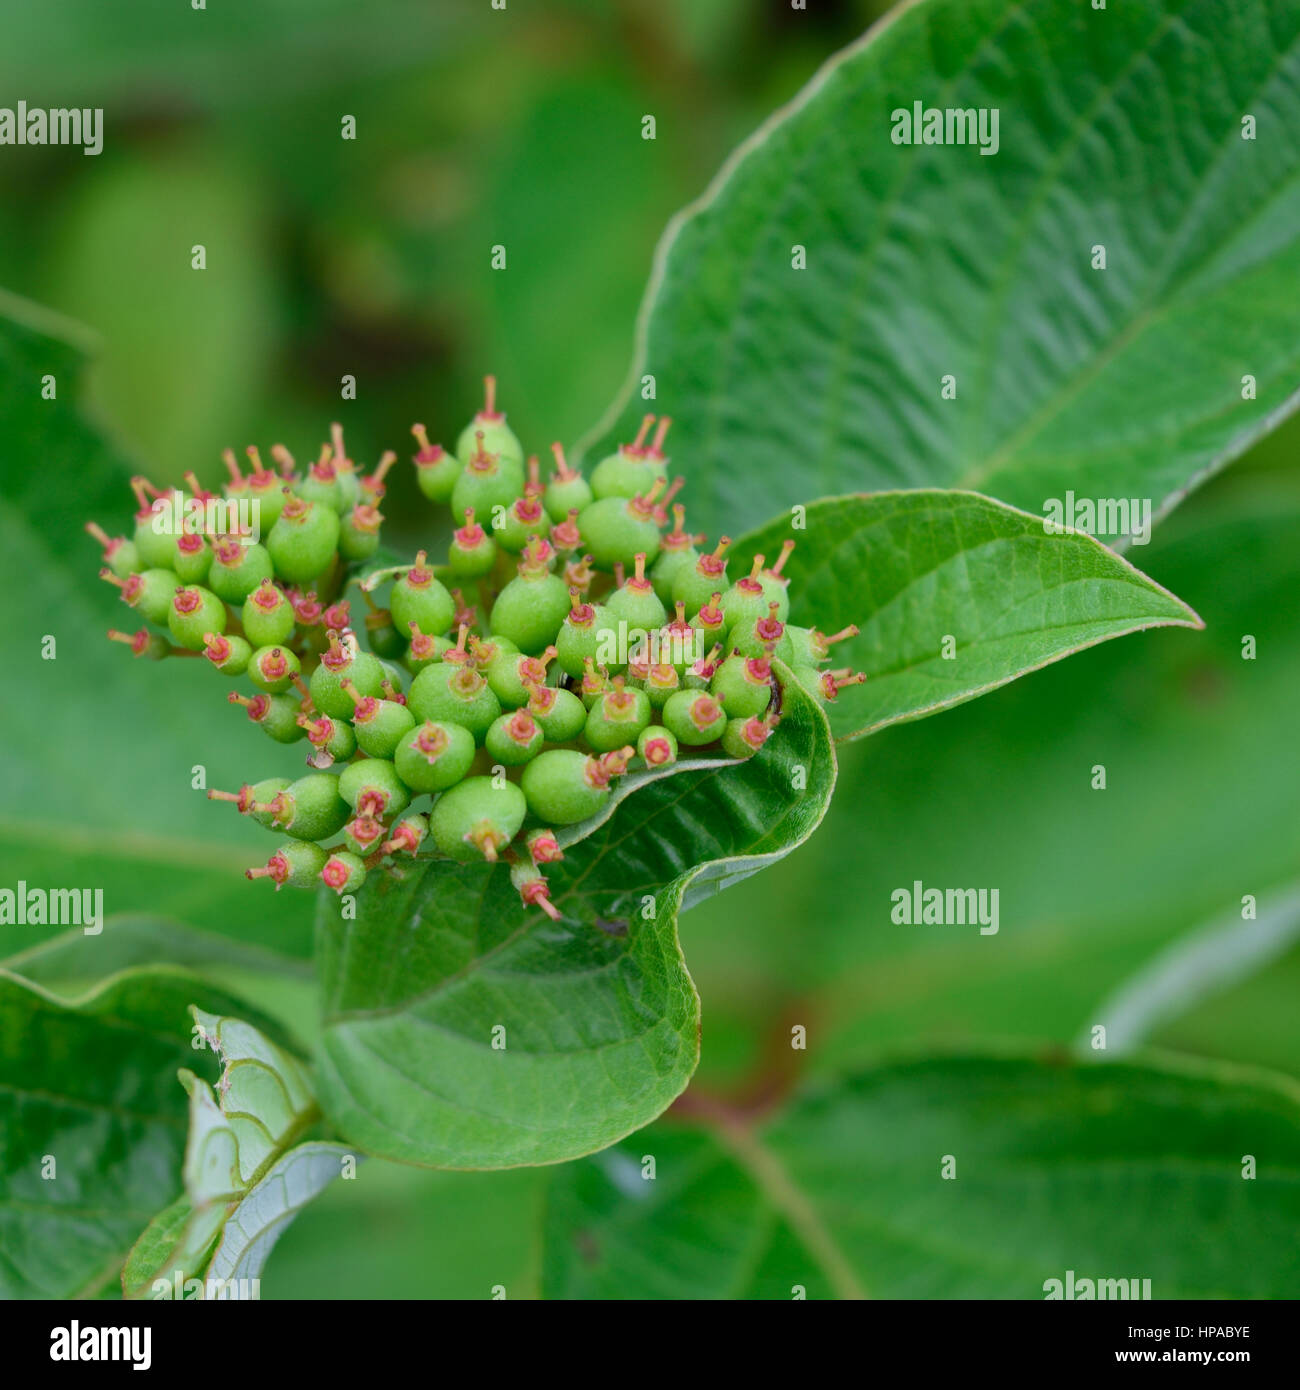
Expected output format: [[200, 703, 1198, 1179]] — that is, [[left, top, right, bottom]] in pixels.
[[2, 0, 1297, 1297]]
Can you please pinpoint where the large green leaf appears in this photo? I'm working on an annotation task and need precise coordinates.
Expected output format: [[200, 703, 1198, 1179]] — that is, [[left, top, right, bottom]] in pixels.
[[315, 670, 836, 1168], [732, 489, 1200, 742], [0, 968, 270, 1299], [543, 1054, 1300, 1299], [0, 293, 316, 956], [583, 0, 1300, 541]]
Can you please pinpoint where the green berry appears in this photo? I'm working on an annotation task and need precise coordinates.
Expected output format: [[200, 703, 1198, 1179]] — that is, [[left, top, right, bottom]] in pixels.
[[258, 772, 350, 841], [343, 814, 387, 858], [228, 690, 304, 743], [339, 503, 383, 561], [428, 776, 526, 863], [543, 443, 593, 522], [520, 747, 632, 825], [106, 627, 170, 660], [209, 539, 274, 604], [448, 509, 497, 579], [578, 658, 610, 709], [649, 504, 698, 605], [363, 604, 406, 659], [719, 554, 775, 637], [86, 522, 140, 580], [241, 452, 290, 528], [525, 683, 587, 742], [246, 839, 328, 890], [266, 496, 340, 584], [382, 811, 429, 857], [710, 654, 773, 720], [132, 496, 182, 569], [722, 715, 773, 760], [451, 431, 526, 522], [672, 537, 730, 616], [637, 724, 678, 768], [787, 623, 861, 667], [344, 683, 416, 758], [169, 532, 212, 584], [310, 632, 385, 718], [589, 414, 660, 500], [208, 777, 291, 828], [554, 590, 614, 679], [390, 552, 455, 637], [248, 644, 302, 695], [642, 662, 680, 710], [168, 584, 227, 651], [293, 451, 342, 510], [489, 541, 570, 654], [201, 632, 252, 675], [105, 567, 178, 626], [794, 667, 866, 705], [486, 708, 544, 765], [408, 663, 502, 740], [662, 688, 727, 746], [729, 602, 794, 664], [605, 552, 668, 633], [242, 579, 296, 646], [689, 591, 729, 649], [393, 720, 476, 793], [577, 489, 664, 572], [321, 851, 368, 895], [299, 713, 358, 764], [454, 376, 524, 467], [338, 757, 411, 820], [584, 678, 652, 752], [493, 488, 551, 555], [485, 644, 559, 708]]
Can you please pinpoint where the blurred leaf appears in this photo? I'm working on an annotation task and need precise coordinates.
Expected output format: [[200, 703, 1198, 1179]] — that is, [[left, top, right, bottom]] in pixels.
[[0, 968, 263, 1299], [732, 490, 1200, 742], [586, 0, 1300, 540], [315, 672, 835, 1168], [544, 1053, 1300, 1298], [0, 292, 316, 956]]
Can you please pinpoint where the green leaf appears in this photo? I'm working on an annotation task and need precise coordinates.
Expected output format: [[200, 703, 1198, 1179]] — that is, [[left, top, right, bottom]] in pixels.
[[731, 490, 1201, 742], [543, 1054, 1300, 1299], [584, 0, 1300, 541], [0, 967, 267, 1299], [315, 669, 836, 1168], [123, 1008, 334, 1300], [0, 291, 316, 957]]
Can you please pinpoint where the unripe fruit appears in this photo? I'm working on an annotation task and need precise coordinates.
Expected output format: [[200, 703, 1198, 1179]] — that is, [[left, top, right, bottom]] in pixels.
[[310, 632, 385, 718], [719, 553, 775, 636], [578, 658, 610, 709], [294, 445, 342, 510], [524, 682, 587, 742], [107, 626, 170, 661], [242, 579, 296, 647], [650, 504, 699, 605], [412, 424, 461, 502], [794, 666, 867, 704], [242, 449, 290, 527], [408, 662, 501, 740], [448, 508, 497, 579], [787, 623, 860, 667], [209, 776, 292, 828], [486, 708, 544, 765], [756, 539, 797, 622], [605, 552, 668, 632], [656, 601, 701, 675], [86, 522, 140, 580], [489, 539, 570, 653], [730, 601, 794, 664], [584, 678, 652, 751], [673, 537, 730, 616], [340, 503, 384, 561], [339, 757, 411, 820], [266, 496, 340, 584], [543, 442, 593, 522], [590, 414, 659, 500], [454, 376, 524, 467], [388, 551, 455, 637], [685, 642, 725, 690], [689, 590, 728, 649], [451, 430, 527, 521], [711, 653, 773, 720], [344, 681, 416, 758], [257, 772, 350, 841], [196, 631, 247, 675], [382, 811, 429, 857], [103, 566, 178, 626], [229, 691, 305, 743], [168, 585, 227, 651], [486, 645, 559, 707], [642, 661, 680, 709], [247, 839, 328, 890], [494, 486, 550, 554], [722, 715, 773, 760], [637, 724, 678, 767], [344, 814, 387, 858], [361, 603, 405, 659], [520, 747, 632, 824], [393, 720, 476, 792], [297, 713, 358, 764], [170, 531, 212, 584], [131, 490, 181, 569], [209, 538, 274, 604], [429, 776, 526, 863], [321, 851, 368, 895], [555, 589, 613, 679], [662, 689, 727, 746], [578, 482, 666, 571], [247, 644, 302, 694]]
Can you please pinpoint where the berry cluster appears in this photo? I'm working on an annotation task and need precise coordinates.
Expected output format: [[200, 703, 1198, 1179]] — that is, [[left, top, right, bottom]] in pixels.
[[89, 378, 863, 918]]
